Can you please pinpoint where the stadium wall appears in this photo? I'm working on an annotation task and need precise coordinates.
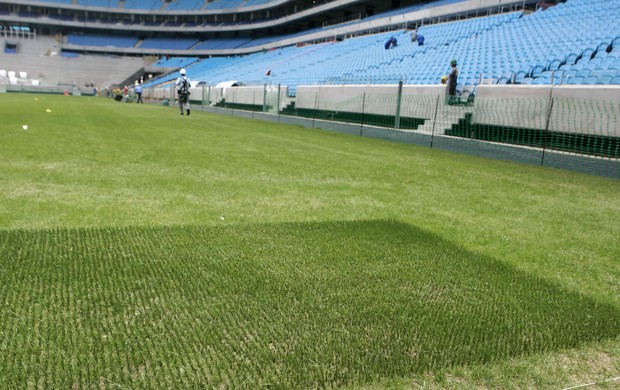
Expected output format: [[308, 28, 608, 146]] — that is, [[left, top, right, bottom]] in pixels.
[[143, 82, 620, 178], [475, 85, 620, 137]]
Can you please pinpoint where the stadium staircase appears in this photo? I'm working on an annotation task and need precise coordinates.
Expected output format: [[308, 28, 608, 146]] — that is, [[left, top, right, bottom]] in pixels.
[[415, 105, 473, 135]]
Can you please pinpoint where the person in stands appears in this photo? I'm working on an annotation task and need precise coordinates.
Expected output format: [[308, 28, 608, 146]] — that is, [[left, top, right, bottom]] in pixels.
[[447, 59, 459, 104], [385, 36, 398, 49]]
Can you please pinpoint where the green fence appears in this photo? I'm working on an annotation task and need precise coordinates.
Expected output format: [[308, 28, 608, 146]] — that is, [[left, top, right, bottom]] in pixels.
[[6, 81, 618, 178], [188, 83, 619, 178]]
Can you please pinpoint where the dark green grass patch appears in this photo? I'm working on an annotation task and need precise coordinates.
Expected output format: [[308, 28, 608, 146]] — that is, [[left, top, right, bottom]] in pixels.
[[1, 221, 617, 388]]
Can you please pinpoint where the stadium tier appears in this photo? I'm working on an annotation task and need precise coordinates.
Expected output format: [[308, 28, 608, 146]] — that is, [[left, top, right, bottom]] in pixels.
[[1, 0, 619, 92], [66, 34, 138, 48], [124, 0, 164, 10], [138, 0, 620, 92], [139, 37, 199, 50], [192, 38, 254, 51], [77, 0, 121, 7], [19, 0, 281, 10], [165, 0, 201, 11]]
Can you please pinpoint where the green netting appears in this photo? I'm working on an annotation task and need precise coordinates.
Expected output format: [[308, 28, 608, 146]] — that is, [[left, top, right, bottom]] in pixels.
[[548, 97, 620, 157], [152, 85, 620, 177], [464, 96, 620, 158], [282, 92, 427, 130]]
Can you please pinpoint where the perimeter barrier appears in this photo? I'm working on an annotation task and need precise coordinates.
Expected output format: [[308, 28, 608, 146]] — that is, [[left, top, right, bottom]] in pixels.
[[4, 82, 618, 178], [157, 82, 619, 178]]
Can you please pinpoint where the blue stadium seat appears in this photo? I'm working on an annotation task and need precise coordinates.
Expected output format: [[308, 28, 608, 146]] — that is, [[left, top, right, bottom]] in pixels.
[[548, 59, 562, 71], [596, 42, 611, 53], [575, 69, 591, 78], [564, 70, 578, 78], [570, 63, 584, 71], [583, 62, 599, 70], [582, 76, 598, 85], [566, 76, 583, 85], [514, 70, 527, 82], [564, 53, 579, 65], [580, 48, 595, 60], [589, 70, 604, 78], [608, 63, 620, 72], [531, 64, 545, 78]]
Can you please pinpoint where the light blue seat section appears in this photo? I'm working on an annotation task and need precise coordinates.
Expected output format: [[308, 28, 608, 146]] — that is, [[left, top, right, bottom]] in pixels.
[[123, 0, 164, 10], [164, 0, 281, 10], [165, 0, 203, 11], [142, 0, 620, 90], [140, 37, 199, 50], [38, 0, 280, 9], [205, 0, 245, 10], [76, 0, 120, 7], [152, 56, 199, 69], [150, 11, 522, 89], [193, 38, 253, 50], [66, 34, 137, 47], [243, 0, 277, 6], [38, 0, 73, 4]]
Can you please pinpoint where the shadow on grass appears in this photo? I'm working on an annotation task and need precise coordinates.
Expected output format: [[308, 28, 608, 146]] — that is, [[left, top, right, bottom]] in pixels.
[[0, 220, 618, 388]]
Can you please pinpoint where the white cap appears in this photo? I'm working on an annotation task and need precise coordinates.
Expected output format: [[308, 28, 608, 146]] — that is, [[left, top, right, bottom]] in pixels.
[[180, 68, 186, 75]]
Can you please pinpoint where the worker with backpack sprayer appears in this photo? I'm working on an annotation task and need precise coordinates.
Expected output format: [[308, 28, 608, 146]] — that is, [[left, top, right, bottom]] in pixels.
[[175, 68, 191, 116]]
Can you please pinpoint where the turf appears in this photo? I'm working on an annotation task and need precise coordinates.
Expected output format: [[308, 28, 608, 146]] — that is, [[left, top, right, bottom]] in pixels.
[[1, 222, 618, 388], [0, 94, 619, 388]]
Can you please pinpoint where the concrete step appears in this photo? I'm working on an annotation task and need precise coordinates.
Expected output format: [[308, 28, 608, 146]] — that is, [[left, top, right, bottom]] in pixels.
[[415, 105, 474, 134], [416, 119, 460, 135]]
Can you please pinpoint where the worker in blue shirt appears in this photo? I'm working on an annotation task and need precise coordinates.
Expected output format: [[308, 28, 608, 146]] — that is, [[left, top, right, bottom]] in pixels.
[[134, 81, 143, 104]]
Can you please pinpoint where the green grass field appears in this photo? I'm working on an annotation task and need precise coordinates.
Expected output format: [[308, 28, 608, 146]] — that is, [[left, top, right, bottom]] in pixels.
[[1, 94, 619, 389]]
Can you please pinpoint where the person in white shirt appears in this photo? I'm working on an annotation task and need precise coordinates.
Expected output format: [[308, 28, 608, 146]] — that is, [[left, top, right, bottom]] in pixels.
[[175, 68, 191, 116]]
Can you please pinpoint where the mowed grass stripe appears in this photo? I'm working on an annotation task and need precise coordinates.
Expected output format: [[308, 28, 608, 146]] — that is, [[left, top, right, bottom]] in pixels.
[[2, 94, 619, 388], [0, 221, 618, 388]]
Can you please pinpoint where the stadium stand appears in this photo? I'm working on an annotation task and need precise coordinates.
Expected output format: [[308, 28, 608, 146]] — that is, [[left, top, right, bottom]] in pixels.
[[244, 0, 278, 6], [139, 0, 620, 91], [39, 0, 281, 9], [1, 0, 618, 178], [205, 0, 246, 10], [152, 56, 199, 69], [139, 37, 199, 50], [165, 0, 203, 11], [37, 0, 73, 4], [193, 38, 254, 51], [0, 35, 144, 88], [141, 11, 521, 90], [123, 0, 164, 10], [2, 0, 620, 91], [66, 34, 137, 48], [77, 0, 121, 7]]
